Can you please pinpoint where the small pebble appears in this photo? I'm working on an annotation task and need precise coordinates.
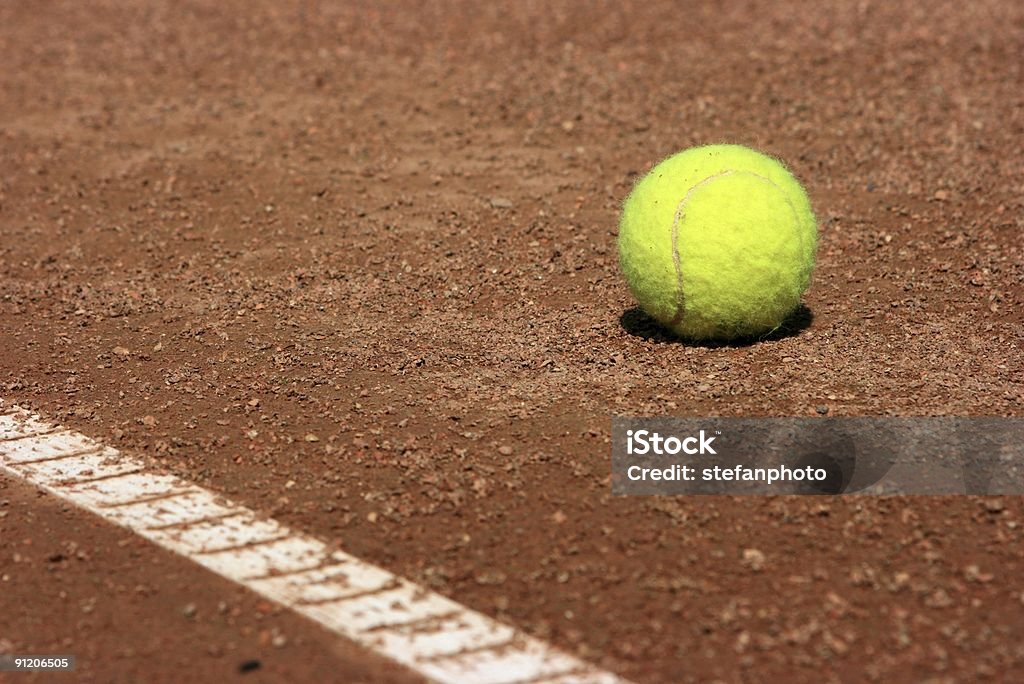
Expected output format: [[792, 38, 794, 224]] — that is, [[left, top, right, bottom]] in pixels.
[[238, 659, 261, 674], [983, 499, 1005, 513], [742, 549, 766, 572]]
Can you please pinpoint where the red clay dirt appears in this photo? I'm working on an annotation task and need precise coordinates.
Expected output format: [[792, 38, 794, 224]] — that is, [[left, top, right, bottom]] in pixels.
[[1, 1, 1023, 683], [0, 476, 422, 684]]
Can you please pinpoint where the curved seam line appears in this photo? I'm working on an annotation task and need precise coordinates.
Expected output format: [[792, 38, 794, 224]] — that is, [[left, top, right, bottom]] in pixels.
[[669, 171, 733, 325], [669, 170, 802, 330]]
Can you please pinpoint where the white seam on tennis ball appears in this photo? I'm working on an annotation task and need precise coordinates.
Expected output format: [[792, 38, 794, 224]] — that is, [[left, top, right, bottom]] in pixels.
[[668, 171, 732, 325], [668, 170, 801, 331]]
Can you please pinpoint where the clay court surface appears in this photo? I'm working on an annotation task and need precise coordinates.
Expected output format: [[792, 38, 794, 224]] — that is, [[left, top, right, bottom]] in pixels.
[[1, 1, 1023, 682]]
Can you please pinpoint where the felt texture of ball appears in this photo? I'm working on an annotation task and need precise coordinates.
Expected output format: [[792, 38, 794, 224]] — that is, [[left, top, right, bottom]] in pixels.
[[618, 144, 818, 340]]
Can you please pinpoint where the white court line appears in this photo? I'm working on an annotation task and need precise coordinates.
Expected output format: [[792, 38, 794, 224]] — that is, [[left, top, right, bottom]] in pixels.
[[0, 402, 629, 684]]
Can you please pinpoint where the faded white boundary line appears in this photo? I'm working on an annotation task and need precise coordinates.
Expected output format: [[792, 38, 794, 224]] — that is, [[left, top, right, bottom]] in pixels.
[[0, 402, 628, 684]]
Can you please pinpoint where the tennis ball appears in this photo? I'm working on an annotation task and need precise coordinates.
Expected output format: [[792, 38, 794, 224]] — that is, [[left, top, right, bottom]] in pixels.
[[618, 144, 817, 340]]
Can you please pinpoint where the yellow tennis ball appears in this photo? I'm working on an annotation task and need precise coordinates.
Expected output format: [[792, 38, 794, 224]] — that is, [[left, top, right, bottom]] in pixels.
[[618, 144, 818, 340]]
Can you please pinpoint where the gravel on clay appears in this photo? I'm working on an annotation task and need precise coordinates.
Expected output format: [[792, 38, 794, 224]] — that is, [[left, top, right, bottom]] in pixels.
[[1, 1, 1022, 683], [0, 476, 422, 684]]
